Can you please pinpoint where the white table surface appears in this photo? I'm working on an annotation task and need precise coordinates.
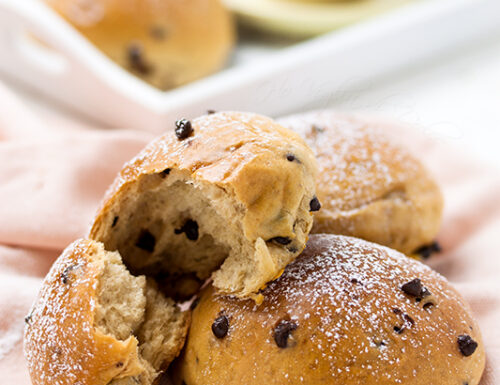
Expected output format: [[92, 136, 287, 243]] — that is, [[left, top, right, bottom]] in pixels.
[[348, 45, 500, 167], [304, 31, 500, 167], [4, 26, 500, 168]]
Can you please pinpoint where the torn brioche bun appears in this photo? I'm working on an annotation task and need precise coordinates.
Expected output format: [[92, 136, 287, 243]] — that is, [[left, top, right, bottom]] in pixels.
[[278, 111, 443, 256], [176, 234, 485, 385], [89, 112, 318, 298], [23, 239, 189, 385], [45, 0, 234, 90]]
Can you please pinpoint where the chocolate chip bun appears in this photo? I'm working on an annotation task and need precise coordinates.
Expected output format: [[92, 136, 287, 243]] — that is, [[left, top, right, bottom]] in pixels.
[[24, 239, 189, 385], [176, 234, 485, 385], [89, 112, 318, 299], [46, 0, 234, 90], [278, 111, 443, 256]]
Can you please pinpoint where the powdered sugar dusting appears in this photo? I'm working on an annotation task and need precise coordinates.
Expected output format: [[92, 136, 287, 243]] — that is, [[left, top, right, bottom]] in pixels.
[[23, 240, 141, 385], [194, 235, 483, 384], [23, 240, 102, 384], [278, 111, 420, 212]]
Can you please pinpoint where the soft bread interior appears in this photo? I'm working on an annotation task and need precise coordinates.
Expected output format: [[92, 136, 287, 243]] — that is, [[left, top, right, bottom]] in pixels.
[[94, 169, 297, 297], [95, 252, 146, 341], [92, 244, 187, 385]]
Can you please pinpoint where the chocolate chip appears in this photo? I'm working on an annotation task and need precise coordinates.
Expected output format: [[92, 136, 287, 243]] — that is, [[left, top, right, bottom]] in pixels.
[[392, 308, 414, 334], [373, 339, 387, 348], [212, 315, 229, 339], [159, 168, 171, 178], [207, 109, 216, 115], [403, 313, 415, 326], [274, 319, 298, 348], [175, 219, 199, 241], [175, 118, 193, 140], [268, 237, 292, 245], [311, 124, 324, 133], [61, 269, 70, 284], [116, 362, 124, 368], [350, 278, 361, 285], [111, 216, 119, 228], [127, 42, 151, 75], [61, 264, 78, 284], [401, 278, 431, 299], [24, 313, 33, 325], [286, 154, 297, 162], [415, 241, 442, 259], [309, 197, 321, 212], [420, 287, 431, 298], [136, 230, 156, 252], [150, 25, 167, 40], [423, 301, 435, 311], [457, 335, 478, 357]]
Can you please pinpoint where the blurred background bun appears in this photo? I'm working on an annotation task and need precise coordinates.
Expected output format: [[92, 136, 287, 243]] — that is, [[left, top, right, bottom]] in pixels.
[[279, 111, 443, 256], [46, 0, 235, 90]]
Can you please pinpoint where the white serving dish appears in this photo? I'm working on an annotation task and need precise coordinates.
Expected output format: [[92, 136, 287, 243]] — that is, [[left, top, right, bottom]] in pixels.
[[223, 0, 415, 37], [0, 0, 499, 133]]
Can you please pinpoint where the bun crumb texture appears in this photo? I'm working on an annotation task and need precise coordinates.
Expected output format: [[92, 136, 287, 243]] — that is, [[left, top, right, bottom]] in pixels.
[[90, 112, 318, 299], [24, 239, 188, 385]]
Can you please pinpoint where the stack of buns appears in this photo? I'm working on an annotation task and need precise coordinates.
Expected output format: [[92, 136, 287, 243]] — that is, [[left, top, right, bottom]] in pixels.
[[24, 111, 485, 385]]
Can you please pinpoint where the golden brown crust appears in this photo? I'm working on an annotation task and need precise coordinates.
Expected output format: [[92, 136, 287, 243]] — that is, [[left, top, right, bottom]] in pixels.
[[92, 112, 317, 234], [89, 112, 318, 297], [46, 0, 234, 90], [23, 239, 144, 385], [177, 234, 485, 385], [278, 111, 443, 255]]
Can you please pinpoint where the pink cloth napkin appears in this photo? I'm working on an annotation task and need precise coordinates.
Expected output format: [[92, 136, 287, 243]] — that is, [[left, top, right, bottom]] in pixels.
[[0, 81, 499, 384]]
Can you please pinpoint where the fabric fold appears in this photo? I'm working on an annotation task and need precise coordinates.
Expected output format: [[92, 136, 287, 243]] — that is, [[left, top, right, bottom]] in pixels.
[[0, 82, 498, 384]]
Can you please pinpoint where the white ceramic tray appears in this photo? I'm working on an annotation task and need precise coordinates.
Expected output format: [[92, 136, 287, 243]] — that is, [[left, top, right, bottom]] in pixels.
[[0, 0, 499, 133]]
